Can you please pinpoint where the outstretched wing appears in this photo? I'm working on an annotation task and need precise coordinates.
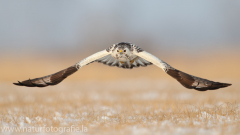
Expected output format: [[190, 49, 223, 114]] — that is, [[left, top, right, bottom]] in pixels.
[[134, 51, 231, 91], [13, 50, 110, 87], [96, 55, 152, 69]]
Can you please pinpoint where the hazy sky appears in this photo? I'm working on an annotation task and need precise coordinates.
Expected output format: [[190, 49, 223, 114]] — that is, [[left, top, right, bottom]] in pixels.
[[0, 0, 240, 54]]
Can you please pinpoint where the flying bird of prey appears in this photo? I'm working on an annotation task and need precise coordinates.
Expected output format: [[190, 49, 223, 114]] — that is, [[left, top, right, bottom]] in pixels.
[[14, 42, 231, 91]]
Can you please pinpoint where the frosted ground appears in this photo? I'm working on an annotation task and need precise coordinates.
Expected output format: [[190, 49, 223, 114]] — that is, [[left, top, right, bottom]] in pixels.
[[0, 78, 239, 135]]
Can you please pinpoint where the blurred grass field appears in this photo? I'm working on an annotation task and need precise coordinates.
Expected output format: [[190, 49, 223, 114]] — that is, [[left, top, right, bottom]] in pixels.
[[0, 50, 239, 134]]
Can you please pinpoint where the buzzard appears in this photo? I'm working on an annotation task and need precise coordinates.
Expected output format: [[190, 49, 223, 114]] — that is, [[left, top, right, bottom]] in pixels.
[[14, 42, 231, 91]]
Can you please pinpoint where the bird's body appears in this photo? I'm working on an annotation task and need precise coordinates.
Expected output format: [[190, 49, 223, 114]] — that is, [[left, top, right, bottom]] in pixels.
[[14, 42, 231, 91], [98, 42, 151, 69]]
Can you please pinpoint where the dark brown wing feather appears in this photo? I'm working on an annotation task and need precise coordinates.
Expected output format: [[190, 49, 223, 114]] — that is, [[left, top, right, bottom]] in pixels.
[[13, 65, 78, 87], [167, 68, 231, 91]]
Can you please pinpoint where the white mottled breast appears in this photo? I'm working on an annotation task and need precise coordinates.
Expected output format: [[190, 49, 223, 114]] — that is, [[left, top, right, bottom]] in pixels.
[[110, 48, 136, 61], [95, 43, 152, 69], [117, 57, 127, 62], [96, 54, 152, 69]]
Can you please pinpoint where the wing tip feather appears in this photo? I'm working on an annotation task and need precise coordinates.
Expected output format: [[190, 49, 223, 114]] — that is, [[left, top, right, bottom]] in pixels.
[[218, 83, 232, 89], [194, 82, 232, 91], [13, 82, 22, 86], [223, 83, 232, 87]]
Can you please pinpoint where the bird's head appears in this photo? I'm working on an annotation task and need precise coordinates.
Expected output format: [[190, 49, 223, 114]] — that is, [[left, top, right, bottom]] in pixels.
[[112, 42, 132, 59]]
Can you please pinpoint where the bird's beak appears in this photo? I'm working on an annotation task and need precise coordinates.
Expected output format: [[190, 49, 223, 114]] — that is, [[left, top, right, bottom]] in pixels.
[[119, 50, 123, 54]]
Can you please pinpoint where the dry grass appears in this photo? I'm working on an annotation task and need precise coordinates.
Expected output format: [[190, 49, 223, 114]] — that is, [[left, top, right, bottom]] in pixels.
[[0, 52, 240, 134], [0, 79, 239, 135]]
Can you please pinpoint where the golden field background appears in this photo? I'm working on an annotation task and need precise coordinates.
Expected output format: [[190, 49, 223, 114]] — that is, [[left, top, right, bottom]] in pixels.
[[1, 48, 239, 82], [0, 49, 240, 134], [1, 1, 240, 134]]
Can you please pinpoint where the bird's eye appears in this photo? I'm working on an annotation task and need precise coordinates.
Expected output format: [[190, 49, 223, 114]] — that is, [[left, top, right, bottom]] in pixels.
[[124, 50, 126, 52], [117, 50, 119, 52]]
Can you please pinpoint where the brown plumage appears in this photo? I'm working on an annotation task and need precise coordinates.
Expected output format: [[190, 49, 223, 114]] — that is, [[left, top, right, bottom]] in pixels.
[[13, 66, 78, 87], [166, 68, 231, 91]]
